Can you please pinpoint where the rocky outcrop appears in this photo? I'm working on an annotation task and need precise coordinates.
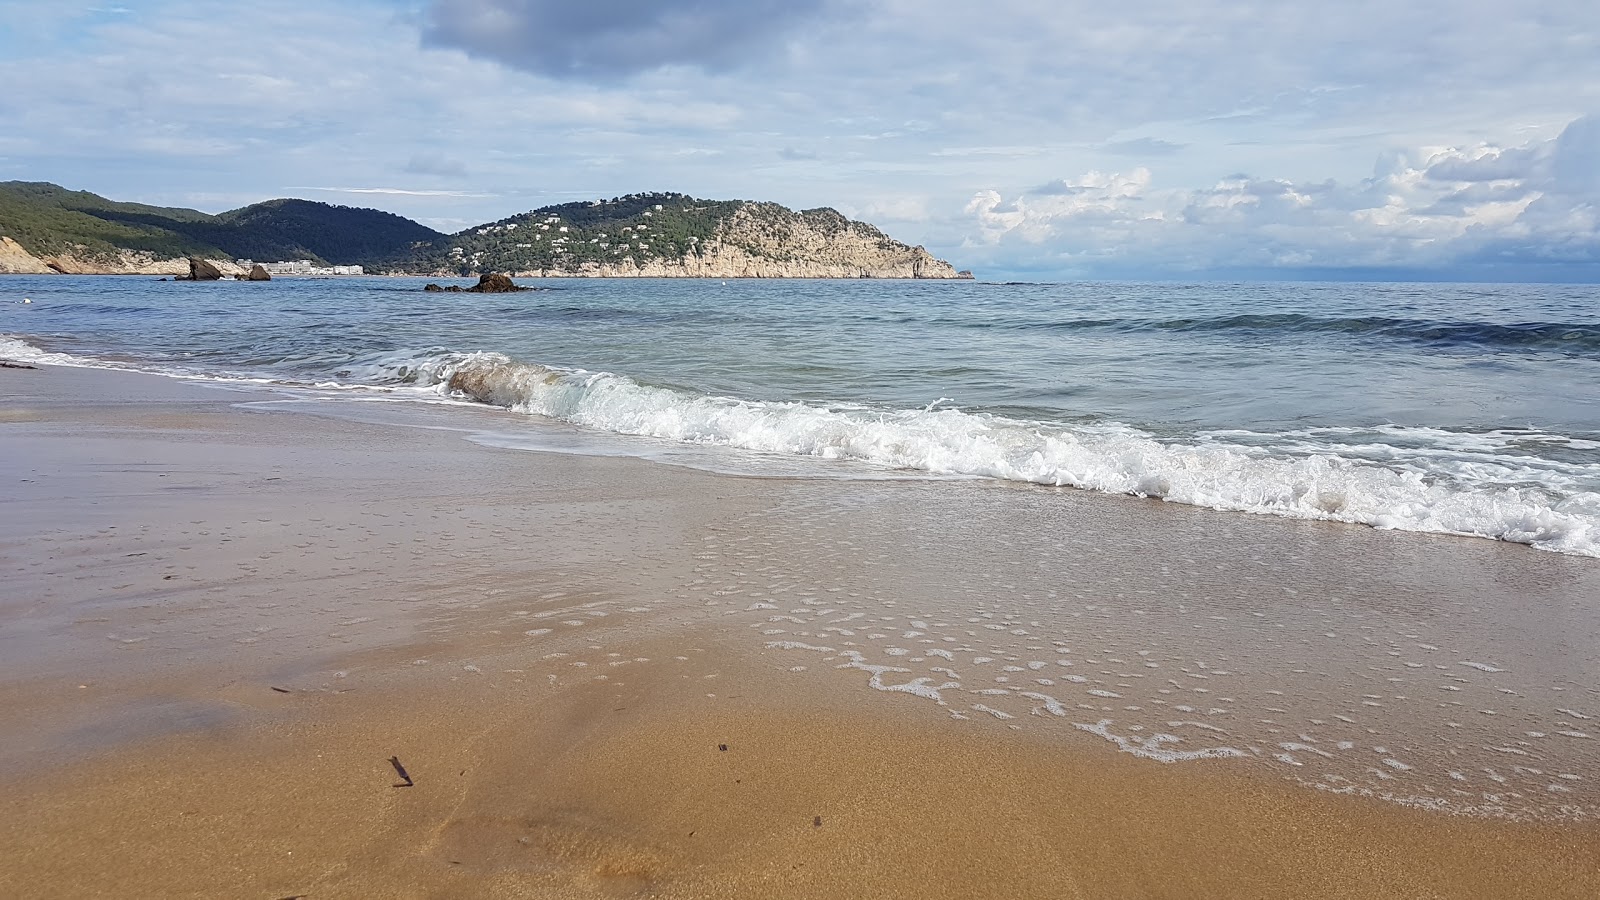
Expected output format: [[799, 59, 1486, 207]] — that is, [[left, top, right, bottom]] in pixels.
[[514, 243, 967, 279], [471, 273, 524, 292], [503, 203, 971, 279], [0, 236, 54, 274], [187, 257, 222, 280], [424, 273, 532, 293], [0, 239, 245, 277], [708, 203, 967, 278], [247, 264, 271, 281]]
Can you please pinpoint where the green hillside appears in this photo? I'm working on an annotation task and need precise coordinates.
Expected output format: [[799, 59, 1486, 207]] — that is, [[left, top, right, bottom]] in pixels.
[[402, 192, 738, 274], [0, 182, 442, 266], [402, 192, 898, 275], [2, 183, 955, 276], [0, 182, 223, 260], [208, 199, 442, 265]]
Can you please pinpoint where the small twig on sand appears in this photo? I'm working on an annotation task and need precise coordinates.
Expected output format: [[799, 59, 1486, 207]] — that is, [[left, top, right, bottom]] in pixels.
[[389, 756, 415, 787], [0, 361, 37, 370], [270, 686, 291, 693]]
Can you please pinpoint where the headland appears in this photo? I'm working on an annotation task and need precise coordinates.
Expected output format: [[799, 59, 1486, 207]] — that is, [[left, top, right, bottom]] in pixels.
[[0, 182, 970, 279]]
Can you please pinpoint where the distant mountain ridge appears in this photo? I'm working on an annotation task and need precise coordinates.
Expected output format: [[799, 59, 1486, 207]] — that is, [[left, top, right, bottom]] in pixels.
[[0, 182, 969, 279], [0, 182, 441, 272]]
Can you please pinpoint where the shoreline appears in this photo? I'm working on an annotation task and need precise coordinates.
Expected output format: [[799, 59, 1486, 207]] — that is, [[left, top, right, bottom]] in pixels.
[[5, 325, 1595, 562], [2, 363, 1598, 897], [2, 271, 975, 280]]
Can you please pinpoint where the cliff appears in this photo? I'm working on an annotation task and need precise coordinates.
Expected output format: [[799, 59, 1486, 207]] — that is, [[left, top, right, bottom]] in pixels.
[[516, 242, 960, 278], [0, 234, 242, 276], [0, 236, 53, 274]]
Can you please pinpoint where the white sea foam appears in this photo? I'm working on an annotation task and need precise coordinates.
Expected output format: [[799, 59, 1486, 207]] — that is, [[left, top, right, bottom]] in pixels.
[[417, 351, 1600, 558], [8, 334, 1598, 558], [1074, 720, 1247, 763], [0, 335, 124, 369]]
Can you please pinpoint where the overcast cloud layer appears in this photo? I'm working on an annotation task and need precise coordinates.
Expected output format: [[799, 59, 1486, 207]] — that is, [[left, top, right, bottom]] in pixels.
[[1, 0, 1597, 280]]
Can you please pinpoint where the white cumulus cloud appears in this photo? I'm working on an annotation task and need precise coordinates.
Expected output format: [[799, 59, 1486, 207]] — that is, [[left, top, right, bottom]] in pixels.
[[958, 116, 1600, 278]]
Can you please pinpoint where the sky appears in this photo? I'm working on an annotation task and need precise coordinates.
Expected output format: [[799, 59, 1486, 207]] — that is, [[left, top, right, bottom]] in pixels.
[[1, 0, 1598, 281]]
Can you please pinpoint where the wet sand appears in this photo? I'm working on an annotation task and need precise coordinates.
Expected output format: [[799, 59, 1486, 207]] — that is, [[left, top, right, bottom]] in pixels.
[[2, 364, 1597, 898]]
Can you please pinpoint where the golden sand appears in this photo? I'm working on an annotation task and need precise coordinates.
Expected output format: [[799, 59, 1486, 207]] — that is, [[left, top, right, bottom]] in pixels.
[[4, 641, 1597, 899], [2, 365, 1597, 898]]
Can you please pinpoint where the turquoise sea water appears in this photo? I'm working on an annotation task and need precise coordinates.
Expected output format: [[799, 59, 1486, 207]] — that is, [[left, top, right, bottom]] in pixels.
[[3, 275, 1598, 556]]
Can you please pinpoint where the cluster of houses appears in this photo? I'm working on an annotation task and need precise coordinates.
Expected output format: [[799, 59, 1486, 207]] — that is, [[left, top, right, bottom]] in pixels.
[[234, 259, 364, 276], [452, 206, 686, 265]]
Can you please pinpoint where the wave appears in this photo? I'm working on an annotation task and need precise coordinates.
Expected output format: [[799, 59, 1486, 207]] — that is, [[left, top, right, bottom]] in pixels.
[[0, 335, 128, 369], [399, 351, 1600, 558], [6, 333, 1596, 557], [976, 314, 1600, 354]]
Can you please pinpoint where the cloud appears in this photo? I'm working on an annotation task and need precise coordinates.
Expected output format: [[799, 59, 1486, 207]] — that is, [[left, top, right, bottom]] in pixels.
[[1100, 137, 1186, 157], [299, 187, 495, 197], [959, 116, 1600, 278], [930, 146, 1046, 159], [849, 195, 931, 223], [3, 0, 1597, 280], [1550, 114, 1600, 197], [1422, 145, 1542, 183], [404, 153, 469, 177], [421, 0, 829, 80]]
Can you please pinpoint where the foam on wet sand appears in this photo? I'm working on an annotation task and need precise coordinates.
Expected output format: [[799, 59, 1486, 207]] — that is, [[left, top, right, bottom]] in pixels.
[[2, 364, 1597, 898]]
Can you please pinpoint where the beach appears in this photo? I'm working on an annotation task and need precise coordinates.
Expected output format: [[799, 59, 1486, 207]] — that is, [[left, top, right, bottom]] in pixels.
[[2, 362, 1597, 898]]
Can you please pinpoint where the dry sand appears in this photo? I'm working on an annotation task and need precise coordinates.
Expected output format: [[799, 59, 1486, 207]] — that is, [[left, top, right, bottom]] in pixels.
[[2, 364, 1597, 898]]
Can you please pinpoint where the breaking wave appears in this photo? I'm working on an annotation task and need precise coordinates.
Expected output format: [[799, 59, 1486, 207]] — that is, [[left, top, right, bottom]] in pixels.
[[396, 350, 1600, 558], [5, 331, 1596, 558]]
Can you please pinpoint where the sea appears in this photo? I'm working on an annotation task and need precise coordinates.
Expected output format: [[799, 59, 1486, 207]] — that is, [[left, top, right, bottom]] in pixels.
[[3, 275, 1598, 558], [6, 273, 1600, 822]]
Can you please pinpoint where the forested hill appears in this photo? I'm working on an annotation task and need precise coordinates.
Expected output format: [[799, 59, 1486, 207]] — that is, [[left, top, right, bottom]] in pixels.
[[405, 192, 969, 279], [1, 183, 969, 278], [0, 182, 442, 266], [211, 199, 442, 265]]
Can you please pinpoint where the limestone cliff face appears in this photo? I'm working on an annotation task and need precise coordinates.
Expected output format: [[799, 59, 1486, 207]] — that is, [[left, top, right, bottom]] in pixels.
[[0, 238, 243, 277], [0, 236, 54, 274], [507, 202, 970, 279]]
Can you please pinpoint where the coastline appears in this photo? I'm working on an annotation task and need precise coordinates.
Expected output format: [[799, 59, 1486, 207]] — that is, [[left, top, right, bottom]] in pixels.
[[1, 270, 974, 279], [2, 363, 1597, 898]]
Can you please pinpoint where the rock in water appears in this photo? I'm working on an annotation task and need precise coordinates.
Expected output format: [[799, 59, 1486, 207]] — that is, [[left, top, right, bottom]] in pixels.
[[247, 264, 271, 281], [188, 257, 223, 281], [469, 273, 523, 293], [423, 274, 528, 293]]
